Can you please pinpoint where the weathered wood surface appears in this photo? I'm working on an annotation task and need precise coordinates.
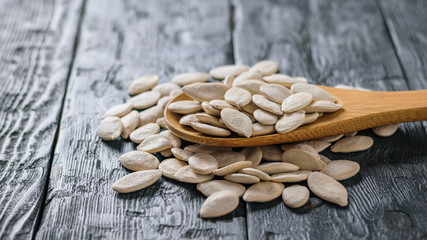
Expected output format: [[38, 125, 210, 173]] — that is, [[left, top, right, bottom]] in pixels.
[[0, 0, 84, 239], [233, 0, 427, 239], [35, 0, 247, 239]]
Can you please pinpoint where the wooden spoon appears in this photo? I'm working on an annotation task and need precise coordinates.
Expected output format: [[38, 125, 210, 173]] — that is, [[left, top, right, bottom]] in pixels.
[[165, 86, 427, 147]]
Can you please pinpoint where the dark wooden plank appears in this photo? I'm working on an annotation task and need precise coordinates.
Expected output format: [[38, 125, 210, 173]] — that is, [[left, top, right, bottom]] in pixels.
[[36, 0, 247, 239], [233, 0, 427, 239], [0, 0, 84, 239]]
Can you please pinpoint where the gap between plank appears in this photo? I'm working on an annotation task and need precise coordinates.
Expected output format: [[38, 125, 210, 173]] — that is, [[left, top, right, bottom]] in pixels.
[[31, 0, 88, 239]]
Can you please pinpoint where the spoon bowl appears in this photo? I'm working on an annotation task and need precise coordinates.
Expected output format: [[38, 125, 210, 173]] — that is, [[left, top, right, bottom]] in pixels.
[[165, 86, 427, 147]]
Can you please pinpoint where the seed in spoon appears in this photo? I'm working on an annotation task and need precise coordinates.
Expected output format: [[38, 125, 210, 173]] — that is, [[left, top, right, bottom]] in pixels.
[[291, 83, 336, 102], [168, 101, 202, 114], [260, 83, 292, 104], [275, 110, 305, 134], [224, 87, 252, 107], [253, 109, 279, 125], [182, 82, 229, 102], [281, 92, 313, 113], [304, 100, 343, 113], [220, 108, 253, 138], [209, 65, 250, 79], [252, 94, 283, 115], [190, 122, 232, 137]]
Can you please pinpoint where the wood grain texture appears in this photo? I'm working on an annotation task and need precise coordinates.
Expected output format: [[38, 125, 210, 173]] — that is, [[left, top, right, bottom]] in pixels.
[[0, 0, 83, 239], [233, 0, 427, 239], [36, 0, 247, 239]]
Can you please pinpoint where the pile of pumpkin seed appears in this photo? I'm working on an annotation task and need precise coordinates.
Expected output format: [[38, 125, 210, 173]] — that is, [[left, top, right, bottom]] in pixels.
[[98, 60, 398, 218]]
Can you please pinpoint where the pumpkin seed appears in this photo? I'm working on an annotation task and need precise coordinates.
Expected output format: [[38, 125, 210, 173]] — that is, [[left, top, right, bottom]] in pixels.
[[209, 100, 238, 110], [197, 180, 246, 197], [291, 83, 336, 102], [224, 173, 260, 184], [307, 172, 348, 207], [184, 144, 232, 154], [255, 162, 299, 174], [304, 100, 343, 113], [372, 124, 399, 137], [239, 167, 271, 181], [281, 92, 313, 113], [121, 111, 139, 139], [275, 110, 305, 134], [168, 101, 202, 114], [98, 117, 123, 141], [260, 84, 292, 104], [173, 166, 214, 183], [251, 123, 275, 136], [201, 101, 221, 117], [190, 122, 231, 137], [160, 149, 173, 157], [157, 96, 174, 109], [221, 108, 253, 138], [240, 147, 262, 166], [152, 82, 181, 96], [179, 113, 201, 126], [138, 105, 163, 127], [169, 88, 183, 97], [281, 143, 319, 156], [263, 74, 308, 87], [128, 75, 159, 95], [112, 170, 162, 193], [330, 136, 373, 153], [155, 117, 168, 129], [171, 148, 193, 161], [196, 113, 227, 128], [260, 145, 283, 161], [159, 158, 187, 179], [209, 65, 250, 79], [270, 170, 311, 182], [172, 72, 211, 86], [250, 60, 279, 76], [243, 182, 284, 202], [253, 109, 279, 125], [282, 185, 310, 208], [323, 160, 360, 181], [240, 101, 259, 114], [200, 190, 239, 218], [319, 155, 331, 164], [252, 94, 283, 115], [128, 91, 161, 109], [129, 123, 160, 143], [224, 87, 252, 107], [301, 140, 331, 152], [235, 69, 263, 82], [182, 82, 229, 102], [159, 130, 181, 148], [302, 112, 319, 125], [136, 134, 173, 153], [233, 80, 266, 95], [223, 75, 235, 88], [211, 151, 246, 168], [103, 103, 133, 118], [188, 153, 219, 174], [213, 161, 253, 176], [282, 149, 326, 171]]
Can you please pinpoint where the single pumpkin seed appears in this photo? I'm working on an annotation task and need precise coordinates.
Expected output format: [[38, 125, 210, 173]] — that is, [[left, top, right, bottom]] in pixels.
[[171, 148, 193, 161], [235, 69, 263, 82], [323, 160, 360, 181], [250, 60, 279, 76], [275, 110, 305, 134], [282, 185, 310, 208], [129, 123, 160, 143], [330, 136, 373, 153], [200, 190, 239, 218], [112, 170, 162, 193], [240, 147, 262, 166], [190, 122, 231, 137], [173, 166, 214, 183], [224, 87, 252, 107], [157, 96, 174, 109], [260, 84, 292, 104], [282, 149, 326, 171], [319, 155, 331, 164], [197, 180, 246, 197], [156, 117, 168, 129], [223, 75, 235, 88], [159, 158, 187, 179], [182, 82, 229, 102], [302, 112, 319, 125], [160, 149, 173, 157], [159, 130, 181, 148], [201, 101, 221, 117], [179, 113, 201, 126], [213, 161, 253, 176], [304, 100, 343, 113], [253, 109, 279, 125], [211, 151, 246, 168], [138, 105, 163, 127], [243, 182, 284, 202], [224, 173, 260, 184], [136, 134, 173, 153], [252, 123, 275, 136], [221, 108, 253, 138], [188, 153, 219, 174], [209, 100, 238, 110], [239, 167, 271, 181], [168, 101, 202, 114], [98, 117, 123, 141], [281, 92, 313, 113], [263, 74, 308, 87], [196, 113, 227, 128], [121, 111, 139, 139], [209, 65, 250, 79], [372, 124, 399, 137], [255, 162, 299, 174], [252, 94, 283, 115], [270, 170, 311, 182], [291, 83, 335, 102], [128, 75, 159, 95], [307, 172, 348, 207], [103, 103, 133, 118], [128, 91, 161, 109], [172, 72, 211, 86], [240, 101, 259, 114], [233, 80, 266, 95], [152, 82, 181, 96]]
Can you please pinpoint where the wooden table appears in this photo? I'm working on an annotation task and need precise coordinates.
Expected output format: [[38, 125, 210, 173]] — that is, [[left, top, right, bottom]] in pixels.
[[1, 0, 426, 239]]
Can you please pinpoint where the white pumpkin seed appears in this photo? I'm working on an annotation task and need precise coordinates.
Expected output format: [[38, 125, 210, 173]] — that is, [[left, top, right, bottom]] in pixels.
[[243, 182, 284, 202], [239, 167, 271, 181], [159, 158, 187, 179], [242, 111, 256, 123], [171, 148, 193, 161], [183, 82, 229, 102], [98, 117, 123, 141], [263, 74, 308, 87], [221, 108, 253, 138], [253, 109, 279, 125], [197, 180, 246, 197], [372, 124, 399, 137], [172, 72, 211, 86], [235, 70, 263, 82], [138, 105, 163, 127], [302, 112, 319, 125], [281, 143, 319, 157], [330, 136, 373, 153], [190, 122, 231, 137], [112, 170, 162, 193], [103, 103, 133, 118], [250, 60, 279, 76], [281, 92, 313, 113], [319, 155, 331, 164], [255, 162, 299, 174], [224, 87, 252, 107], [260, 84, 292, 104], [188, 153, 219, 174], [260, 145, 283, 161], [282, 149, 326, 170], [168, 101, 202, 114], [128, 75, 159, 95], [251, 123, 275, 136], [121, 111, 139, 139], [156, 117, 168, 129], [152, 82, 181, 96], [209, 65, 250, 79], [184, 144, 232, 154], [223, 75, 235, 88], [291, 83, 335, 102], [157, 96, 174, 109], [213, 161, 253, 176], [201, 101, 221, 117], [252, 94, 283, 115], [160, 149, 173, 157], [211, 151, 246, 168], [307, 172, 348, 207], [129, 123, 160, 143], [270, 170, 311, 182], [282, 185, 310, 208], [179, 113, 201, 126], [209, 100, 238, 110], [304, 100, 343, 113], [159, 130, 181, 148], [233, 80, 266, 95], [169, 88, 183, 97], [128, 91, 161, 109], [240, 101, 259, 114], [323, 160, 360, 181], [136, 134, 173, 153], [173, 166, 214, 183], [118, 151, 159, 171], [275, 110, 305, 134], [196, 113, 227, 128], [224, 173, 260, 184], [200, 190, 239, 218], [240, 147, 262, 166]]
